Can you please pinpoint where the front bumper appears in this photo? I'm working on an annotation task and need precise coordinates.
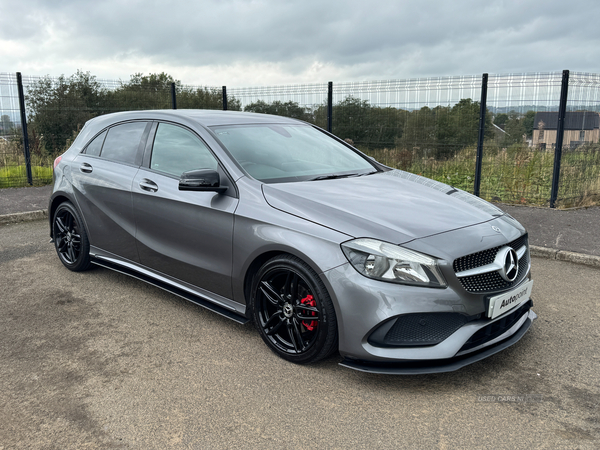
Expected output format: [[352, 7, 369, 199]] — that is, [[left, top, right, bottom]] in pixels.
[[322, 260, 536, 373], [340, 309, 536, 374]]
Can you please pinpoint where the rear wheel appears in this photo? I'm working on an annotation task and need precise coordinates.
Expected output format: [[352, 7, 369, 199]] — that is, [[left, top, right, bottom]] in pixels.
[[52, 202, 91, 272], [251, 255, 338, 364]]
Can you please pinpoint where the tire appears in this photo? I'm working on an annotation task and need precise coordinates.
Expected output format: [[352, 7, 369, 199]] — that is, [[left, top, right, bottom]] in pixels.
[[251, 255, 338, 364], [52, 202, 91, 272]]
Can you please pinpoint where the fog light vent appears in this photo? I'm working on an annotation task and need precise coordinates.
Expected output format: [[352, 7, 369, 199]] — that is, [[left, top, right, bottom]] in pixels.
[[368, 313, 468, 348]]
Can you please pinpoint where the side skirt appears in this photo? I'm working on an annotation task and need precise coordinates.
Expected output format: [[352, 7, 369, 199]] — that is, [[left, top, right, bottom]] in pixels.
[[91, 256, 249, 325]]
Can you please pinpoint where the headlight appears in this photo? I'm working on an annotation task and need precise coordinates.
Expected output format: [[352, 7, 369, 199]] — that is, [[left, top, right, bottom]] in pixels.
[[341, 238, 447, 288]]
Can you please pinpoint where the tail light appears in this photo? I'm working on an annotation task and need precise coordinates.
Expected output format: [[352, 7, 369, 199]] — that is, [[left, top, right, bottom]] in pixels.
[[53, 155, 62, 169]]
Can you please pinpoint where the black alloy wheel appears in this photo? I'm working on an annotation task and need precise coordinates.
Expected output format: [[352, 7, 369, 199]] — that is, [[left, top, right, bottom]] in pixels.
[[53, 202, 91, 272], [252, 255, 338, 364]]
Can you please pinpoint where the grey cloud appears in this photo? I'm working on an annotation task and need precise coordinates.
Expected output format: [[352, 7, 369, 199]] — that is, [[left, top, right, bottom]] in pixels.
[[2, 0, 600, 84]]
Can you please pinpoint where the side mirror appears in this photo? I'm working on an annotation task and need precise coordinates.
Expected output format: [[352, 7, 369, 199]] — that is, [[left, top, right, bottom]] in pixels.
[[178, 169, 228, 193]]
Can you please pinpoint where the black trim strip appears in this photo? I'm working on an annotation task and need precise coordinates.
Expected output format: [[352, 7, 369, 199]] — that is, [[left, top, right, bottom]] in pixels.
[[91, 258, 249, 325]]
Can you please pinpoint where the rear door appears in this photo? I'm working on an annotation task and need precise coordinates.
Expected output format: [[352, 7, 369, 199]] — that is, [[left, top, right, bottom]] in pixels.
[[72, 121, 150, 262], [132, 122, 238, 299]]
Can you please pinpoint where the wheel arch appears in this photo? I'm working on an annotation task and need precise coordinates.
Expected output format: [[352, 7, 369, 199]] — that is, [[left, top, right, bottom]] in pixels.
[[241, 245, 338, 320], [242, 250, 291, 319], [49, 193, 90, 242]]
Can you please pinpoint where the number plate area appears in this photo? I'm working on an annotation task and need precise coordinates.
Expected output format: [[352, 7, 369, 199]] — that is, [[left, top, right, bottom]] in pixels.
[[487, 280, 534, 320]]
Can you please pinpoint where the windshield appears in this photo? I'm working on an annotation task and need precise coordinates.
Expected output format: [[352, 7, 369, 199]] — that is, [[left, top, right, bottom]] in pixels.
[[211, 124, 376, 183]]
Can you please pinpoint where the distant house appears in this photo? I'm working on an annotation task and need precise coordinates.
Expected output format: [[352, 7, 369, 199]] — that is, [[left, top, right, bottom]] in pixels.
[[532, 111, 600, 150]]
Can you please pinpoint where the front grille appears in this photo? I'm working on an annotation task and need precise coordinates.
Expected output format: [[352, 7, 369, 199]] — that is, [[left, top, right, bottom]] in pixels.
[[460, 300, 532, 352], [453, 234, 529, 293], [368, 313, 468, 347]]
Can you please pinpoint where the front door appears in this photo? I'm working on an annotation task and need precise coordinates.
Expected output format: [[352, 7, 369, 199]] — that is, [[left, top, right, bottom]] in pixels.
[[132, 122, 238, 299]]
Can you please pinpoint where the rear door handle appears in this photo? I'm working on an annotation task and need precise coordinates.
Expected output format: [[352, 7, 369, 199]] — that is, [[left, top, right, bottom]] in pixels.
[[139, 179, 158, 192], [79, 163, 93, 173]]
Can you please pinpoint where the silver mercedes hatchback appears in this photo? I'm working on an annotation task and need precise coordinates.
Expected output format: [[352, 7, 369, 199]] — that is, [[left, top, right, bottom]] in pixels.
[[49, 110, 536, 374]]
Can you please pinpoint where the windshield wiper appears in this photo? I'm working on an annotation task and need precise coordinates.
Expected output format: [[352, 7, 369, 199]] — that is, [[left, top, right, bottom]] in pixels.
[[307, 171, 376, 181]]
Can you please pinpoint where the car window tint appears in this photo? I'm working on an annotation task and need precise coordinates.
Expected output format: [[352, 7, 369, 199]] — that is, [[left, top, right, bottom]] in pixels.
[[83, 130, 107, 156], [151, 123, 218, 177], [100, 122, 146, 165]]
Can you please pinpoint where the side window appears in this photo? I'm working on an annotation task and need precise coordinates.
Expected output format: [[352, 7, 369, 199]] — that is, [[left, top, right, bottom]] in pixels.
[[83, 130, 107, 156], [151, 123, 218, 177], [100, 122, 147, 165]]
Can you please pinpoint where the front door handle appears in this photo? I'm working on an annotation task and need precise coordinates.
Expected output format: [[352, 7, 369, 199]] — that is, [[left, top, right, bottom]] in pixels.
[[139, 179, 158, 192], [80, 163, 93, 173]]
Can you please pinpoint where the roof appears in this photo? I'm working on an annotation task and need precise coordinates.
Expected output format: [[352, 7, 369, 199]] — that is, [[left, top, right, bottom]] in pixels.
[[86, 109, 302, 129], [73, 109, 306, 155], [533, 111, 600, 130]]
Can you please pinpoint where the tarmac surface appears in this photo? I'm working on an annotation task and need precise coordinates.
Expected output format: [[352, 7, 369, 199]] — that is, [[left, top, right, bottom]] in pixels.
[[1, 184, 599, 262], [1, 219, 600, 449], [0, 184, 52, 216], [1, 186, 599, 449]]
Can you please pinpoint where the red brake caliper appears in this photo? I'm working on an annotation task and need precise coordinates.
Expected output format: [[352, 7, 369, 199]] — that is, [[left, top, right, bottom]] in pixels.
[[300, 294, 318, 331]]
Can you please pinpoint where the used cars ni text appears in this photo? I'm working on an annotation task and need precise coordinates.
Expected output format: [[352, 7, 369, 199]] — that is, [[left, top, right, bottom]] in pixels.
[[49, 110, 536, 374]]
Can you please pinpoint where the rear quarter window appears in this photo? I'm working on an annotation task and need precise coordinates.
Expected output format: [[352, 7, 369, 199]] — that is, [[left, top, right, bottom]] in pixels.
[[83, 130, 107, 156]]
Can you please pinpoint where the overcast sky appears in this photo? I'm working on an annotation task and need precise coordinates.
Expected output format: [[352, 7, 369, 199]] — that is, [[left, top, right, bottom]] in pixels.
[[1, 0, 599, 87]]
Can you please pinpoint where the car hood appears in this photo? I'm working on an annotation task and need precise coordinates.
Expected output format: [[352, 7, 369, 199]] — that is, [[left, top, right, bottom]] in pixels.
[[262, 170, 505, 244]]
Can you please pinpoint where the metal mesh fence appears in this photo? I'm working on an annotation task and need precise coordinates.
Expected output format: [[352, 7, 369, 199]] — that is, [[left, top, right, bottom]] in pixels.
[[330, 72, 600, 207], [0, 73, 32, 188], [557, 72, 600, 207], [228, 83, 328, 127], [1, 70, 599, 207], [480, 72, 564, 206], [332, 76, 484, 188]]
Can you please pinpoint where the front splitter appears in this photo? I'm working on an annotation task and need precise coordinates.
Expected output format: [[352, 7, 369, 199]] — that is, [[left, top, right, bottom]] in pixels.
[[339, 310, 537, 375]]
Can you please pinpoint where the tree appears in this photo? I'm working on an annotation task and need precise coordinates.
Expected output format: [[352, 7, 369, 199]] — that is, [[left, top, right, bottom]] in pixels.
[[368, 106, 407, 148], [107, 72, 175, 111], [332, 96, 370, 144], [494, 113, 508, 128], [502, 111, 526, 147], [330, 96, 403, 147], [498, 110, 536, 146], [522, 110, 536, 138], [244, 100, 308, 120], [0, 115, 15, 135], [397, 106, 439, 157], [308, 97, 407, 149], [397, 99, 493, 159], [108, 73, 241, 111], [449, 98, 493, 149], [25, 70, 244, 154], [178, 86, 240, 111], [26, 70, 106, 154]]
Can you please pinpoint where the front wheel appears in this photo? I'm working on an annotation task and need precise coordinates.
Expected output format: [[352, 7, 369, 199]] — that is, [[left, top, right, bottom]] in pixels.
[[52, 202, 91, 272], [251, 255, 338, 364]]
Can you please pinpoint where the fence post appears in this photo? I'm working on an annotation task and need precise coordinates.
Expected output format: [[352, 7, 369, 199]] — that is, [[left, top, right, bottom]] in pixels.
[[474, 73, 488, 197], [327, 82, 333, 133], [222, 86, 227, 111], [170, 82, 177, 109], [550, 70, 570, 208], [16, 72, 33, 186]]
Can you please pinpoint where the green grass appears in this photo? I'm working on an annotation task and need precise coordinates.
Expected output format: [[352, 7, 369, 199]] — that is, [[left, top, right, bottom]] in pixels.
[[363, 143, 600, 208], [1, 139, 55, 188], [0, 164, 54, 188]]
